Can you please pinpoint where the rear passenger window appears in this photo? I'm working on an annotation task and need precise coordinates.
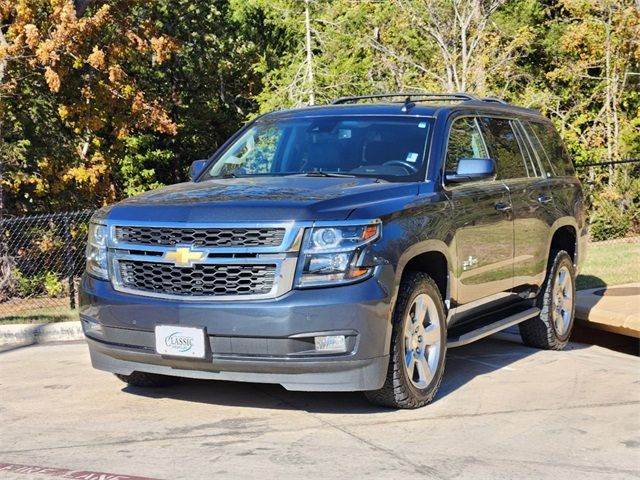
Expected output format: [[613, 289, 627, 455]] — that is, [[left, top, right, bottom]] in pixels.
[[521, 121, 556, 177], [527, 121, 575, 176], [512, 121, 542, 178], [445, 117, 489, 176], [478, 117, 528, 180]]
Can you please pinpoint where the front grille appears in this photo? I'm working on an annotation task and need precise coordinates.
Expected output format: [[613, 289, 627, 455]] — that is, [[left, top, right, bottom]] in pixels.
[[115, 226, 286, 248], [119, 260, 277, 297]]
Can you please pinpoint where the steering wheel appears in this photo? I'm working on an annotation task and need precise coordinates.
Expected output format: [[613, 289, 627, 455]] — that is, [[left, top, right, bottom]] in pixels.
[[382, 160, 419, 173]]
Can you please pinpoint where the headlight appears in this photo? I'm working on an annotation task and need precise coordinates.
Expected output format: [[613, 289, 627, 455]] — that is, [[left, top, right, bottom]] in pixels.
[[86, 222, 109, 280], [295, 221, 381, 287]]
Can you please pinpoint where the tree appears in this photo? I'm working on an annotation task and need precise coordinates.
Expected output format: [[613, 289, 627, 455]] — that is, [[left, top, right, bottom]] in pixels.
[[540, 0, 639, 164], [0, 0, 260, 214], [231, 0, 327, 112], [0, 0, 179, 213]]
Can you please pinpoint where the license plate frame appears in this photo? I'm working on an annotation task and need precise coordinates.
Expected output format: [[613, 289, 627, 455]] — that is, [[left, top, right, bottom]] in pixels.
[[155, 325, 206, 359]]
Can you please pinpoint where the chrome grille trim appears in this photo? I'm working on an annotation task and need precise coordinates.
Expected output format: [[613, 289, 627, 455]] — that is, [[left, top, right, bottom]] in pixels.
[[108, 220, 301, 255], [109, 251, 298, 301], [106, 220, 302, 301], [115, 225, 286, 248]]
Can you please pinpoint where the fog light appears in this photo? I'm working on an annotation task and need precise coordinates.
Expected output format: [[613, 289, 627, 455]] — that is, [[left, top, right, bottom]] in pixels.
[[84, 319, 103, 334], [314, 335, 346, 353]]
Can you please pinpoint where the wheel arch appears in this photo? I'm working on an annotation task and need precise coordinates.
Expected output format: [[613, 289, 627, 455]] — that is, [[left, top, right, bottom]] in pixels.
[[394, 240, 453, 311], [547, 218, 579, 266]]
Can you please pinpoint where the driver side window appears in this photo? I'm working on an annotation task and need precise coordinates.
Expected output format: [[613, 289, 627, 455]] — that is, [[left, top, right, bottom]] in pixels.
[[445, 117, 488, 175]]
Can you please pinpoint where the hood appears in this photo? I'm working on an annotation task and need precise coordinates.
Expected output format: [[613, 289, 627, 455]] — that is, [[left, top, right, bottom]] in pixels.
[[103, 176, 420, 222]]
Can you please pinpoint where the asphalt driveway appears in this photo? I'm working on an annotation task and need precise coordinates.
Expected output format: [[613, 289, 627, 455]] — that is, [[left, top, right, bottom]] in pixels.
[[0, 333, 638, 480]]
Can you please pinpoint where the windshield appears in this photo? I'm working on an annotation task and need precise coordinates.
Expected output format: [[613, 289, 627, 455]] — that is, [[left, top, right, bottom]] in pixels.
[[201, 115, 433, 182]]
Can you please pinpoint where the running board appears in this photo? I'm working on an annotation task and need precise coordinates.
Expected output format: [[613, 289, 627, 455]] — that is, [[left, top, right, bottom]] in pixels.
[[447, 307, 540, 348]]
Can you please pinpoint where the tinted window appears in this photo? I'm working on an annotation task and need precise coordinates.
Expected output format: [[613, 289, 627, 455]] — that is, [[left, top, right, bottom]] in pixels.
[[445, 117, 489, 176], [512, 121, 542, 178], [527, 121, 574, 176], [521, 121, 555, 177], [478, 117, 528, 179], [203, 116, 432, 182]]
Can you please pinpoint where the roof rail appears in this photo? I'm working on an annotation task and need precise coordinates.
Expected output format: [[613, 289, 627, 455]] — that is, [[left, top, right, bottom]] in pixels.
[[480, 96, 509, 105], [331, 92, 479, 105]]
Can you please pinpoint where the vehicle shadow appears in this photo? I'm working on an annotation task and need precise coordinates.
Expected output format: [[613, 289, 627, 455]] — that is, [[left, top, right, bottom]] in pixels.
[[121, 331, 590, 414]]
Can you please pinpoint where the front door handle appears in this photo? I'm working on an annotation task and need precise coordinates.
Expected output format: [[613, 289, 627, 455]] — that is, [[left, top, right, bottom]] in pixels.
[[538, 195, 553, 205], [495, 202, 512, 212]]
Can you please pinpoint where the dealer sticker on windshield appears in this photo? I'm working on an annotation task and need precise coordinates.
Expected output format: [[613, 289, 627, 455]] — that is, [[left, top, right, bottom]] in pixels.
[[155, 325, 206, 358]]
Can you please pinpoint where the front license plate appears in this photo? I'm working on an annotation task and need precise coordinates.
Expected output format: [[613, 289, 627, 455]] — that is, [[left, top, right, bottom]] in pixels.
[[155, 325, 206, 358]]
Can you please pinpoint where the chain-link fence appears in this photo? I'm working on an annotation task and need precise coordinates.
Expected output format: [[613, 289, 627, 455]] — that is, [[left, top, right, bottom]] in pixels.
[[0, 210, 95, 324]]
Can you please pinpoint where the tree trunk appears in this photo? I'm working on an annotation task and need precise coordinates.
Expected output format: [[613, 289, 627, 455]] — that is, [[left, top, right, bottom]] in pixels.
[[471, 0, 486, 94], [304, 0, 316, 106], [604, 8, 613, 186], [0, 27, 8, 86]]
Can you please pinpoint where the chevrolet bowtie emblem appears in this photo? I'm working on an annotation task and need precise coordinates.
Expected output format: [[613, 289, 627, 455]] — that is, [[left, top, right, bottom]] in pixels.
[[164, 247, 207, 267]]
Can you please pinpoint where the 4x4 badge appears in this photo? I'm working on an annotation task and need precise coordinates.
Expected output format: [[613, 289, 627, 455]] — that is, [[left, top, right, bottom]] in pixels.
[[462, 256, 478, 271], [164, 247, 207, 267]]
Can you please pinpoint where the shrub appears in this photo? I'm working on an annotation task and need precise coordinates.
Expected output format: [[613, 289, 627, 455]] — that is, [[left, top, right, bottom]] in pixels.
[[12, 268, 66, 298], [586, 165, 640, 241], [43, 271, 65, 297], [14, 268, 44, 298]]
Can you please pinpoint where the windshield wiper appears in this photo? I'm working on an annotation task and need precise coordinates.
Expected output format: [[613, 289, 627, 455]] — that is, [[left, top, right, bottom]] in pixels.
[[219, 173, 238, 178], [298, 171, 356, 178]]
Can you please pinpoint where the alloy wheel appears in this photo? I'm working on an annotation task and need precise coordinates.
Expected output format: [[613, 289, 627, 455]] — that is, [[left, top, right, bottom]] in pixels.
[[403, 293, 441, 389], [552, 265, 574, 336]]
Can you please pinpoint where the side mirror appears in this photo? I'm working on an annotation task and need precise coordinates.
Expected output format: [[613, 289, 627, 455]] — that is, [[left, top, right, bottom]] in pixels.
[[189, 159, 208, 182], [446, 158, 496, 184]]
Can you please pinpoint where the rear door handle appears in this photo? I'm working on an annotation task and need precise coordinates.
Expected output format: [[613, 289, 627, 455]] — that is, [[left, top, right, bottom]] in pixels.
[[538, 195, 553, 205], [495, 202, 512, 212]]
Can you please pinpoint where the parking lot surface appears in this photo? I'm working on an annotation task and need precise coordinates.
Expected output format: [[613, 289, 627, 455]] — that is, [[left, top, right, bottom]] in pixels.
[[1, 333, 638, 480]]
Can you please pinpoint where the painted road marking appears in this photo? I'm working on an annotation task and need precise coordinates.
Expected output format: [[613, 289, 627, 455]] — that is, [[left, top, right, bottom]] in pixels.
[[0, 462, 162, 480]]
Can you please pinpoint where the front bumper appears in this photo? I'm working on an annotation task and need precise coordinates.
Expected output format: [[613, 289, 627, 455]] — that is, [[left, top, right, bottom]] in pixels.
[[79, 266, 394, 392]]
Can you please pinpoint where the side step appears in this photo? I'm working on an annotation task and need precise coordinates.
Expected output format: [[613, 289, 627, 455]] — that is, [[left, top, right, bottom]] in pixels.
[[447, 307, 540, 348]]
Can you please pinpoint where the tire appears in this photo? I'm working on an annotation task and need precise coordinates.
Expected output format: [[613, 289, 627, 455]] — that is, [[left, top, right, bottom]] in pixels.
[[114, 371, 179, 388], [365, 272, 447, 409], [519, 250, 576, 350]]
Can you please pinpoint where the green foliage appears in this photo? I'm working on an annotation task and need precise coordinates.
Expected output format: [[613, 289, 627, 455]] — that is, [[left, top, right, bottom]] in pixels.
[[14, 269, 36, 298], [13, 269, 66, 299], [43, 271, 65, 297], [587, 166, 640, 241], [118, 135, 170, 197]]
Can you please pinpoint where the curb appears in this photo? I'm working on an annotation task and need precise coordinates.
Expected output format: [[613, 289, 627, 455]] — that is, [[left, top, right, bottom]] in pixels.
[[0, 321, 84, 347], [575, 283, 640, 338]]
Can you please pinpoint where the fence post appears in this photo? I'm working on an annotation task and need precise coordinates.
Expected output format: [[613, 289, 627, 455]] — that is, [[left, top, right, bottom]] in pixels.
[[64, 216, 76, 310]]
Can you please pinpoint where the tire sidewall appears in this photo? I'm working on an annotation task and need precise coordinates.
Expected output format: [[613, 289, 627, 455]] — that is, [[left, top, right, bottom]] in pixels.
[[543, 251, 576, 342], [394, 277, 447, 400]]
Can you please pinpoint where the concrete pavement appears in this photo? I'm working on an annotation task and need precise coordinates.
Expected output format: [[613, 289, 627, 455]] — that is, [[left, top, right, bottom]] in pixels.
[[0, 335, 639, 480]]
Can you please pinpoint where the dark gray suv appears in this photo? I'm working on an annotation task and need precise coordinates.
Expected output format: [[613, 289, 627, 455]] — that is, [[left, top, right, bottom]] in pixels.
[[80, 93, 587, 408]]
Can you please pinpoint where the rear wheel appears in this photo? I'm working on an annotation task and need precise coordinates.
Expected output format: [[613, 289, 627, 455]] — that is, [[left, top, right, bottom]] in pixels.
[[365, 272, 447, 409], [114, 371, 178, 388], [519, 250, 576, 350]]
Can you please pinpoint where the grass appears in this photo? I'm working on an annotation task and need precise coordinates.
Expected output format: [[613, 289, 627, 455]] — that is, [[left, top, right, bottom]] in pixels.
[[577, 242, 640, 290], [0, 306, 78, 325]]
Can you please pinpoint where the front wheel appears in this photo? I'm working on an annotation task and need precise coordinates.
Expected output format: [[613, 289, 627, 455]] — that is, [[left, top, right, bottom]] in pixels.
[[519, 250, 576, 350], [365, 272, 447, 409]]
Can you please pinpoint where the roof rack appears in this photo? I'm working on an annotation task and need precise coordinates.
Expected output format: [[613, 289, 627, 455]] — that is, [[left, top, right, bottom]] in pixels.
[[480, 96, 509, 105], [331, 92, 479, 105]]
